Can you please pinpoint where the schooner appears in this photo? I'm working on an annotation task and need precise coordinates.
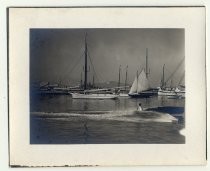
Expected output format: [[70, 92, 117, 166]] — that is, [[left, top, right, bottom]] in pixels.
[[70, 33, 118, 99]]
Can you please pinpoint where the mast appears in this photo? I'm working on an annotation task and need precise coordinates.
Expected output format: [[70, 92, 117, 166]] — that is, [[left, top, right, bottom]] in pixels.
[[146, 48, 149, 79], [80, 72, 83, 88], [84, 33, 88, 90], [92, 75, 95, 88], [118, 65, 121, 87], [136, 70, 138, 93], [162, 64, 165, 88], [170, 79, 173, 88], [124, 65, 128, 91]]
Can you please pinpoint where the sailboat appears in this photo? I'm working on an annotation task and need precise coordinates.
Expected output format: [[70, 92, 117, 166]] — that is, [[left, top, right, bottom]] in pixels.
[[71, 89, 118, 99], [70, 33, 118, 100], [128, 48, 157, 98], [117, 65, 129, 97], [158, 64, 177, 96], [128, 69, 156, 98], [158, 62, 185, 97], [173, 73, 185, 98]]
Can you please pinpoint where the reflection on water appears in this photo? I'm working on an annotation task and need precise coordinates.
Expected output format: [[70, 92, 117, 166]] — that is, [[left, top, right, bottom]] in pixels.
[[30, 95, 185, 144]]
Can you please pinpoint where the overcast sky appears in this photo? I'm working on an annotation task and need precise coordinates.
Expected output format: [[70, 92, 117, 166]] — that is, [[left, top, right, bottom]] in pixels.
[[30, 28, 184, 87]]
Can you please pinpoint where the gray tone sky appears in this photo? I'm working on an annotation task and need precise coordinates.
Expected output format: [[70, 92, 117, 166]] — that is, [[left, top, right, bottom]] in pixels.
[[30, 29, 184, 87]]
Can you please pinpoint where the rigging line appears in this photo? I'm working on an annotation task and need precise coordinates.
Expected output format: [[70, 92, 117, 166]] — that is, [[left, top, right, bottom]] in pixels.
[[178, 71, 185, 85], [165, 57, 184, 84], [62, 52, 85, 81], [164, 67, 172, 76], [87, 51, 101, 82], [54, 55, 78, 83], [49, 56, 73, 83], [87, 49, 104, 82], [163, 67, 172, 86]]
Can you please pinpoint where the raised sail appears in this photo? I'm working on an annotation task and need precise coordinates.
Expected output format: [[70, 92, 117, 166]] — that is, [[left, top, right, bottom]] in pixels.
[[129, 69, 150, 94], [129, 75, 138, 94], [137, 69, 150, 93], [129, 69, 156, 98]]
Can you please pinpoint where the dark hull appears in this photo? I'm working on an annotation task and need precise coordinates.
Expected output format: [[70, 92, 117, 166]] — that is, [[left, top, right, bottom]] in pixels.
[[129, 91, 158, 98]]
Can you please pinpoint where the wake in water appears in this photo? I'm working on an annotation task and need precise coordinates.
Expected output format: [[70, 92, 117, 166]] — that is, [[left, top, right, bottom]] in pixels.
[[31, 108, 178, 123]]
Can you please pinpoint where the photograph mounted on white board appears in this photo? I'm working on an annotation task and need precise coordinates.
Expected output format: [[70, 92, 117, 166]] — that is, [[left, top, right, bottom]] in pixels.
[[30, 28, 185, 144]]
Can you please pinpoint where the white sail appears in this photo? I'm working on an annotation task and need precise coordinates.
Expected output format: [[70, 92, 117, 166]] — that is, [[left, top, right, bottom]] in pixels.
[[129, 70, 150, 94], [129, 75, 138, 94], [137, 70, 150, 93]]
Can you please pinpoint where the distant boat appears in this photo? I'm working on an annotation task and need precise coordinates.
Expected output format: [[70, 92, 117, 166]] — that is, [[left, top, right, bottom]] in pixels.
[[158, 63, 185, 97], [71, 33, 118, 100], [157, 64, 176, 96], [129, 49, 157, 98], [71, 93, 118, 99], [128, 69, 156, 98], [71, 88, 118, 99], [158, 87, 177, 96], [175, 75, 185, 98], [117, 65, 129, 97], [118, 93, 129, 97], [158, 86, 185, 97]]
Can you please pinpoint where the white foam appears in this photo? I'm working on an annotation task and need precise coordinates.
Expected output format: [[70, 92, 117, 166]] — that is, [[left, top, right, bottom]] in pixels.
[[31, 110, 178, 123]]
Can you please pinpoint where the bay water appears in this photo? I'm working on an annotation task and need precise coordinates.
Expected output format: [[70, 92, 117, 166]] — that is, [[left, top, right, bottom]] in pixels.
[[30, 95, 185, 144]]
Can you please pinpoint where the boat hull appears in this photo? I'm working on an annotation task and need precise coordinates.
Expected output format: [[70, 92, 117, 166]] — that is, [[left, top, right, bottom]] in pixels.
[[158, 90, 176, 96], [129, 91, 157, 98], [118, 93, 129, 97], [158, 90, 185, 97], [71, 93, 118, 99]]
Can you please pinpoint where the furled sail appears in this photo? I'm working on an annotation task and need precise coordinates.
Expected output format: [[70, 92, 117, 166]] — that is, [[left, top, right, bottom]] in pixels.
[[129, 69, 150, 94]]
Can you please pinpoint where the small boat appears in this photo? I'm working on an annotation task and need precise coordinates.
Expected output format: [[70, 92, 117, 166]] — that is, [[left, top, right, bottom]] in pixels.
[[158, 87, 177, 96], [158, 86, 185, 97], [158, 60, 185, 97], [158, 87, 185, 98], [128, 49, 157, 98], [128, 69, 156, 98], [114, 65, 129, 97], [157, 64, 176, 96]]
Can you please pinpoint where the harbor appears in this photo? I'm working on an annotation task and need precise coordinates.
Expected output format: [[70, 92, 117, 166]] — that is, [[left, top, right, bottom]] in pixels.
[[31, 33, 185, 99], [30, 29, 185, 144]]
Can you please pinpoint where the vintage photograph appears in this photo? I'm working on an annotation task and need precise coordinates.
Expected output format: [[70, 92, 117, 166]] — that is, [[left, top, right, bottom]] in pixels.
[[30, 28, 185, 144], [9, 7, 206, 166]]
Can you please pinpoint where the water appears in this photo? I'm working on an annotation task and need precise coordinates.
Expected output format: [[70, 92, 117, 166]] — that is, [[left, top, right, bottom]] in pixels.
[[30, 95, 185, 144]]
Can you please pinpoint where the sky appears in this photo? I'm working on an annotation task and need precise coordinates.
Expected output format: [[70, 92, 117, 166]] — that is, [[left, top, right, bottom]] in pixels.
[[30, 28, 185, 88]]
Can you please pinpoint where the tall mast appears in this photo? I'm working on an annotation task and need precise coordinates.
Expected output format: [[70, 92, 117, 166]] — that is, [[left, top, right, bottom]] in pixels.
[[136, 70, 138, 93], [92, 75, 95, 87], [125, 65, 128, 91], [80, 72, 83, 88], [84, 33, 88, 90], [118, 65, 121, 87], [146, 48, 149, 79], [170, 79, 173, 88], [162, 64, 165, 88]]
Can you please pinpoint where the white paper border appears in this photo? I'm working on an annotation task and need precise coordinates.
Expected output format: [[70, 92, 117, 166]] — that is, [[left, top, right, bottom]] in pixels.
[[8, 7, 206, 166]]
